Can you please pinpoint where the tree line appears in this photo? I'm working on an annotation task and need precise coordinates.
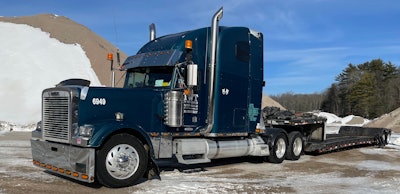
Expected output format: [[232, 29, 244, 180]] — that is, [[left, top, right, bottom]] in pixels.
[[271, 59, 400, 119], [270, 92, 324, 112]]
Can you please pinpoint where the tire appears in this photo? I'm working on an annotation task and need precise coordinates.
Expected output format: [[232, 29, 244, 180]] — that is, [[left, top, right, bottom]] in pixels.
[[383, 132, 391, 145], [286, 132, 303, 160], [96, 134, 148, 188], [267, 133, 288, 163]]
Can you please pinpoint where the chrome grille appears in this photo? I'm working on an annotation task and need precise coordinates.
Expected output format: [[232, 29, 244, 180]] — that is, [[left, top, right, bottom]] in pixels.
[[42, 90, 71, 143]]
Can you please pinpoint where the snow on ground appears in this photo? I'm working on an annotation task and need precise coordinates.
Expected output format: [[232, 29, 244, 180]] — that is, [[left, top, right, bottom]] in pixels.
[[1, 130, 398, 194], [131, 151, 400, 193], [0, 121, 36, 133], [388, 133, 400, 149], [0, 22, 101, 125]]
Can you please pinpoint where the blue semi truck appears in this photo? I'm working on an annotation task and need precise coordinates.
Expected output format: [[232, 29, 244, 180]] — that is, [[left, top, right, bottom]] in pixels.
[[30, 8, 391, 188]]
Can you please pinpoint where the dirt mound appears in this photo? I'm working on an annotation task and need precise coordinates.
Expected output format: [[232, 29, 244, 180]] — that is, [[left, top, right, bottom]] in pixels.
[[262, 94, 285, 110], [345, 116, 366, 125], [0, 14, 127, 87], [365, 107, 400, 133]]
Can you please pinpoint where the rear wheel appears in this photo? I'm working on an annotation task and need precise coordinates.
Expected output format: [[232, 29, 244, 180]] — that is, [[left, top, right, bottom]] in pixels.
[[268, 133, 288, 163], [96, 134, 148, 188], [383, 132, 391, 145], [286, 131, 303, 160]]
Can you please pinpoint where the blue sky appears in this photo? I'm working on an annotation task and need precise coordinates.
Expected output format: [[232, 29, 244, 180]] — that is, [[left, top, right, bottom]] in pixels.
[[2, 0, 400, 95]]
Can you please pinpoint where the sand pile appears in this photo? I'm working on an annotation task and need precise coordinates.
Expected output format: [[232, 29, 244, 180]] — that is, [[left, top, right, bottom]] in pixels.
[[365, 107, 400, 133], [0, 14, 127, 87]]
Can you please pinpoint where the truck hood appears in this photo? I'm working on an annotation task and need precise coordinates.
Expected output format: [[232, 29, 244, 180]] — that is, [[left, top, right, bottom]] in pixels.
[[77, 86, 165, 132]]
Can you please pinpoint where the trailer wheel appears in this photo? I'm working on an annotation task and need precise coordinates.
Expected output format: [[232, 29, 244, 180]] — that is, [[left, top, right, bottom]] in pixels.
[[383, 132, 391, 145], [268, 133, 287, 163], [96, 134, 148, 188], [286, 132, 303, 160]]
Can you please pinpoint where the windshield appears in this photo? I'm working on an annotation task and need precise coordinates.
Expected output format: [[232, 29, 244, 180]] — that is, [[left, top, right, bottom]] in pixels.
[[125, 66, 174, 88]]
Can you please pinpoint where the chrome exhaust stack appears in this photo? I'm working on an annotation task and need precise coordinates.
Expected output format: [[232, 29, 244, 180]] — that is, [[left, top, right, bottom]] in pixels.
[[201, 7, 223, 135], [149, 23, 156, 41]]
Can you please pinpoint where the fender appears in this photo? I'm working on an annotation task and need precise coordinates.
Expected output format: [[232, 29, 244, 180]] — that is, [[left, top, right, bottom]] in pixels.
[[260, 128, 288, 148], [87, 120, 155, 157]]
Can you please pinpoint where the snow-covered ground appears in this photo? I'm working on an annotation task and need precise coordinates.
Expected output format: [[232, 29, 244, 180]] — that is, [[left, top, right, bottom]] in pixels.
[[0, 22, 101, 125], [1, 132, 399, 193]]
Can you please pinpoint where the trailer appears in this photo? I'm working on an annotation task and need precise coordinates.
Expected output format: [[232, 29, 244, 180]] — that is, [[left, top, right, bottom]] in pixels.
[[262, 107, 391, 155], [30, 7, 391, 188]]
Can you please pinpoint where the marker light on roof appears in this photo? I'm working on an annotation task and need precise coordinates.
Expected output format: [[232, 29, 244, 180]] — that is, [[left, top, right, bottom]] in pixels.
[[107, 53, 113, 61], [185, 40, 193, 50]]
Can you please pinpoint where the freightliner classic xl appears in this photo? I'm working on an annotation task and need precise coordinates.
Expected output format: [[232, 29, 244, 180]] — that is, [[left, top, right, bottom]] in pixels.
[[31, 8, 391, 188]]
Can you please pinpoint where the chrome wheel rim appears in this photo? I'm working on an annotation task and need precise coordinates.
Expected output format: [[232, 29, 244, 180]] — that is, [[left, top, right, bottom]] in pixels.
[[276, 138, 286, 159], [293, 137, 303, 156], [106, 144, 140, 180]]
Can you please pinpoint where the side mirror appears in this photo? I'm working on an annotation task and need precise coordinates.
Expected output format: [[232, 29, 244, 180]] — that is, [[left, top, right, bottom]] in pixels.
[[186, 64, 198, 87]]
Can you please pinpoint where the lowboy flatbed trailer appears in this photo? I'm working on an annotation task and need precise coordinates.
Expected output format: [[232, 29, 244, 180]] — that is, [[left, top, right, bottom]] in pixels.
[[263, 107, 391, 154]]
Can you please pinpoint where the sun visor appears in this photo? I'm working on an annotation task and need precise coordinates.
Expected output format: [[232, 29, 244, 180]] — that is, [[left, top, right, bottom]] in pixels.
[[122, 49, 182, 70]]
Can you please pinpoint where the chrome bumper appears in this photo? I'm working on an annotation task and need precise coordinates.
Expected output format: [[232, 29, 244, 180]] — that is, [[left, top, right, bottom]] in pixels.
[[31, 138, 95, 183]]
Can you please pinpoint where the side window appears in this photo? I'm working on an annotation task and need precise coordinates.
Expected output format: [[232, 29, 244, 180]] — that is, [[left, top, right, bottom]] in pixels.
[[126, 72, 145, 88], [236, 41, 250, 63]]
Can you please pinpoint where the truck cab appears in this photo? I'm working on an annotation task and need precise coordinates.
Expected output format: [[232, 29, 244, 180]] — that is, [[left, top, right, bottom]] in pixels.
[[120, 26, 263, 135], [31, 8, 271, 188]]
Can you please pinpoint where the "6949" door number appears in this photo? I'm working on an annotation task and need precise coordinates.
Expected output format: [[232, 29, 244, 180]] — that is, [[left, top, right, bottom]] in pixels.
[[92, 98, 107, 105]]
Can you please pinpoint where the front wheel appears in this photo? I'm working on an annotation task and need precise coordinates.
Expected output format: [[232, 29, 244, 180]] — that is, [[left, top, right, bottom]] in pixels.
[[267, 133, 288, 163], [96, 134, 148, 188]]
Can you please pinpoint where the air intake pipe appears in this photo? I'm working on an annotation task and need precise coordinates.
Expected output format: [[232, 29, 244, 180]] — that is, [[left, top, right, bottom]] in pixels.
[[149, 23, 156, 41], [200, 7, 223, 135]]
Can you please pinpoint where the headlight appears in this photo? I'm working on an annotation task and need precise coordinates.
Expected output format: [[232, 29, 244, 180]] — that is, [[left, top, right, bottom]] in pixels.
[[79, 124, 94, 138]]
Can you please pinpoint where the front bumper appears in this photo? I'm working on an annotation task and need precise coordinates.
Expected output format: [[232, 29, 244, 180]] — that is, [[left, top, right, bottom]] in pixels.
[[31, 138, 95, 183]]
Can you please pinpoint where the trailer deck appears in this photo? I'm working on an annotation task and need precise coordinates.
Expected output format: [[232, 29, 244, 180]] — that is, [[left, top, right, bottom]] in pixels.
[[306, 131, 384, 154], [262, 107, 392, 154]]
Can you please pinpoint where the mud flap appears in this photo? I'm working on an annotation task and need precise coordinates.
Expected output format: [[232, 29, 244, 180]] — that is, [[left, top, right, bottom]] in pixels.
[[145, 158, 161, 180]]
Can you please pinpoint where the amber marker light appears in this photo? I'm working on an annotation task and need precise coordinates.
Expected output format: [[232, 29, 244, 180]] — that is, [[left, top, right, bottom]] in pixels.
[[184, 89, 191, 95], [73, 172, 79, 177], [185, 40, 193, 50], [81, 174, 89, 180], [107, 53, 113, 61]]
